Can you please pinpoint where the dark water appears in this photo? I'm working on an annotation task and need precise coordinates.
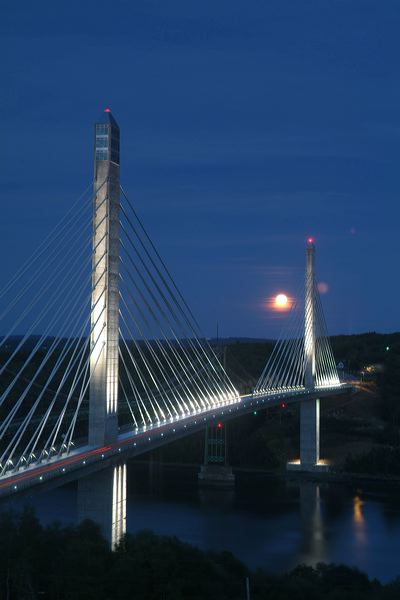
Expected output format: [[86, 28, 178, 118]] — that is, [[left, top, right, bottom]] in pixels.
[[5, 463, 400, 583]]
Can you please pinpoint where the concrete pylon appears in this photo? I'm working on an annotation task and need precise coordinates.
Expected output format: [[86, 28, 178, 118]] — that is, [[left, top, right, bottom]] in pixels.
[[89, 108, 120, 447], [300, 238, 320, 467]]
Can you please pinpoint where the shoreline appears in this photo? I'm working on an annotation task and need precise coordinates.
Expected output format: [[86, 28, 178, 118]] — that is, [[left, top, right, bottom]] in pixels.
[[131, 458, 400, 488]]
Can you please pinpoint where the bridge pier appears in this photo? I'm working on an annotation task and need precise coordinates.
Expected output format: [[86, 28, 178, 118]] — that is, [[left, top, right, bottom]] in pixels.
[[287, 398, 328, 471], [300, 397, 320, 466], [77, 462, 126, 548], [198, 423, 235, 487]]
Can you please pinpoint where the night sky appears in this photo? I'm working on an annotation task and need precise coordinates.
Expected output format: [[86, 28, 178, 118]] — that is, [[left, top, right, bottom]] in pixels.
[[1, 1, 400, 338]]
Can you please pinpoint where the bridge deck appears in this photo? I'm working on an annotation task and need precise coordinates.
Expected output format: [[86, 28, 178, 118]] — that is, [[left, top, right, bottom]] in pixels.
[[0, 384, 353, 499]]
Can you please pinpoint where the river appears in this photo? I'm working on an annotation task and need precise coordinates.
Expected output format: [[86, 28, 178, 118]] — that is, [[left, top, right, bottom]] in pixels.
[[6, 462, 400, 583]]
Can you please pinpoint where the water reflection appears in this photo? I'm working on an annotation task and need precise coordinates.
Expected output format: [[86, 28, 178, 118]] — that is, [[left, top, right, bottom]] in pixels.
[[353, 495, 364, 524], [198, 488, 235, 509], [352, 494, 366, 547], [77, 462, 126, 548], [298, 482, 326, 563], [5, 466, 400, 582], [147, 455, 165, 493]]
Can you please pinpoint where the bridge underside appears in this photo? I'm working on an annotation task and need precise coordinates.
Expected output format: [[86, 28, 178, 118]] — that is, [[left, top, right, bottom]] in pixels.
[[0, 385, 352, 499]]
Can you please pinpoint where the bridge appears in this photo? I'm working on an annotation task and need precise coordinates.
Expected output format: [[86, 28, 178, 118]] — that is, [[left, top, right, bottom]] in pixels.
[[0, 109, 354, 544]]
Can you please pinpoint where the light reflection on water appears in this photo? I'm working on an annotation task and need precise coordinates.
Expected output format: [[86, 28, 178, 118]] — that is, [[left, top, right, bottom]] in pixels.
[[4, 464, 400, 583], [353, 495, 367, 546]]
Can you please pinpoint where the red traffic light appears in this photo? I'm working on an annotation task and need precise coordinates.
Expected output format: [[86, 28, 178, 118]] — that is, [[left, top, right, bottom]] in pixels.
[[217, 421, 223, 429], [280, 402, 287, 409]]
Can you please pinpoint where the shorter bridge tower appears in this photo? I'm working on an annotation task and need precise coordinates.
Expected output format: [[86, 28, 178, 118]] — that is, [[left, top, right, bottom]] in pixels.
[[300, 238, 320, 468], [255, 238, 340, 472]]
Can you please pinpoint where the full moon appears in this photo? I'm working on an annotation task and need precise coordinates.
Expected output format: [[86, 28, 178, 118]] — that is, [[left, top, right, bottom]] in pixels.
[[275, 293, 288, 308]]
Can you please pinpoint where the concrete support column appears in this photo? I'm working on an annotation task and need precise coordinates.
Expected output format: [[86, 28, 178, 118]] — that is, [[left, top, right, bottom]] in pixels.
[[78, 463, 127, 548], [198, 423, 235, 487], [300, 397, 320, 466], [204, 423, 227, 465]]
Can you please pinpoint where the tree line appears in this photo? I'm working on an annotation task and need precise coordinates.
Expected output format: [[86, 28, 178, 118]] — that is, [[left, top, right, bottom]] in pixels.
[[1, 508, 400, 599]]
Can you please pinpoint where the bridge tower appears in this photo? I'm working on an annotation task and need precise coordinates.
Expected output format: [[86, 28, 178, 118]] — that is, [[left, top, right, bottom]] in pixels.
[[79, 109, 126, 548], [300, 238, 320, 468], [89, 108, 120, 446]]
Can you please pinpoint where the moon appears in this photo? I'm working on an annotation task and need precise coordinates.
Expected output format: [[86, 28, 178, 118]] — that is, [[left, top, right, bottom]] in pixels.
[[275, 293, 288, 308]]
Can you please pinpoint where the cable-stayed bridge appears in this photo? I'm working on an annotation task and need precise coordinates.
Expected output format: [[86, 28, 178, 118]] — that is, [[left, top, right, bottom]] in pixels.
[[0, 109, 354, 543]]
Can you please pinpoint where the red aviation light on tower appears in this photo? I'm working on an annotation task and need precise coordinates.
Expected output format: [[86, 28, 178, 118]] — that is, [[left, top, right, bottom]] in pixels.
[[307, 236, 314, 246], [104, 107, 111, 113]]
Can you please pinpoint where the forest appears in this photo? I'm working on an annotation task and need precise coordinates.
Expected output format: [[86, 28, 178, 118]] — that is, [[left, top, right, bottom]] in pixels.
[[1, 508, 400, 600]]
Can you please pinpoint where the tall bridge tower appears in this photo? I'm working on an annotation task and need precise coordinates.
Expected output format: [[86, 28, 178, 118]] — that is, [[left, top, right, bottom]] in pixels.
[[79, 109, 126, 548], [89, 108, 120, 446]]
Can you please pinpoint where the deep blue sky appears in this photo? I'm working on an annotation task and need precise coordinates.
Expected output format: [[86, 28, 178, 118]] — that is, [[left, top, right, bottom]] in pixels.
[[1, 1, 400, 338]]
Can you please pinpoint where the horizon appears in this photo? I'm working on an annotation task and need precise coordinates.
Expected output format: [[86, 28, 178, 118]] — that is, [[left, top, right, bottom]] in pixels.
[[2, 330, 400, 343]]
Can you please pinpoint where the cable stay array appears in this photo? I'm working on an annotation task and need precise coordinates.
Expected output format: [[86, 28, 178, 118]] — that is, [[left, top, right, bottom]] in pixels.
[[0, 184, 102, 475], [0, 180, 239, 478], [118, 187, 239, 429], [254, 280, 340, 396]]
